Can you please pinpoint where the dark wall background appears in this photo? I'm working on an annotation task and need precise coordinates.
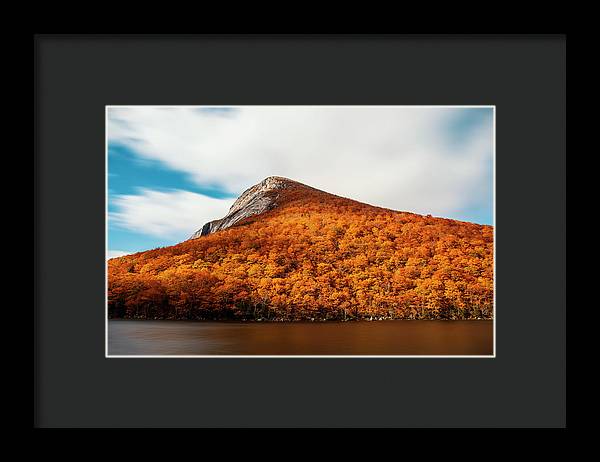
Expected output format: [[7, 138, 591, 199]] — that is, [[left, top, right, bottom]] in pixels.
[[35, 35, 566, 428]]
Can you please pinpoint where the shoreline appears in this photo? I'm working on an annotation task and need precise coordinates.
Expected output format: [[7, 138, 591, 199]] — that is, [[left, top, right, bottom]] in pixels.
[[108, 317, 493, 323]]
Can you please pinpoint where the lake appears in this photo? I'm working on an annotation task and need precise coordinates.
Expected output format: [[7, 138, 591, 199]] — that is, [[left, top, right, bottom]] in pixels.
[[108, 319, 493, 356]]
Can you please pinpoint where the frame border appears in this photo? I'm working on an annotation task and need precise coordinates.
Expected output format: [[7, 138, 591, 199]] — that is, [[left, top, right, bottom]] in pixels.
[[36, 35, 565, 427]]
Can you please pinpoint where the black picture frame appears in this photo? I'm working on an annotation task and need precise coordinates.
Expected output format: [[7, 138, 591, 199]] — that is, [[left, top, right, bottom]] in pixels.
[[34, 34, 566, 428]]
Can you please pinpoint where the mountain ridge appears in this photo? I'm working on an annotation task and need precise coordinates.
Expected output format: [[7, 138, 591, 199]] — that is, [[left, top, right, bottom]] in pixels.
[[190, 176, 303, 239]]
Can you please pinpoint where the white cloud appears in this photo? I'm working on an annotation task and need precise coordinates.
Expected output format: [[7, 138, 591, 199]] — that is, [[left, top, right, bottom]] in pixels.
[[107, 249, 133, 260], [108, 106, 493, 230], [109, 189, 233, 239]]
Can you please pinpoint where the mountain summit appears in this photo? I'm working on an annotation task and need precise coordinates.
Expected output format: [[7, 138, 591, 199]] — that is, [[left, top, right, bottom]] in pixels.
[[109, 176, 493, 321], [190, 176, 304, 238]]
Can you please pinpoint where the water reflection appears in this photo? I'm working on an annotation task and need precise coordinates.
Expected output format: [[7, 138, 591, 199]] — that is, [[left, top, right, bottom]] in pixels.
[[108, 320, 493, 356]]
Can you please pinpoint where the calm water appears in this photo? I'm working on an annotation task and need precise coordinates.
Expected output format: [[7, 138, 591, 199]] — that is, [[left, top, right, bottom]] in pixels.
[[108, 319, 493, 356]]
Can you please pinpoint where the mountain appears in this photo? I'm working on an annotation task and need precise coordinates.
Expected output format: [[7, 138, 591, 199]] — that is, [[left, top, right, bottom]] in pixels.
[[108, 176, 494, 321]]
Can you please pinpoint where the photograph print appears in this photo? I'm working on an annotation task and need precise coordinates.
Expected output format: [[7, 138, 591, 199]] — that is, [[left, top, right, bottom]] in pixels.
[[106, 105, 494, 357]]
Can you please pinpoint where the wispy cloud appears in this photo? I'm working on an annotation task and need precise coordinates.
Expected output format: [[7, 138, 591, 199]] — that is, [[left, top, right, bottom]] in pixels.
[[109, 188, 233, 240], [107, 106, 493, 222]]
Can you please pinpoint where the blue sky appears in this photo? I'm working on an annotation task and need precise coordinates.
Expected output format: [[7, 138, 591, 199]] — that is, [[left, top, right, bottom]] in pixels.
[[107, 145, 237, 256], [107, 106, 493, 258]]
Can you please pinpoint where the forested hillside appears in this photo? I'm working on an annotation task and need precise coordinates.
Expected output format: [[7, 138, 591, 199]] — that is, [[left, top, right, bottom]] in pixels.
[[108, 177, 493, 321]]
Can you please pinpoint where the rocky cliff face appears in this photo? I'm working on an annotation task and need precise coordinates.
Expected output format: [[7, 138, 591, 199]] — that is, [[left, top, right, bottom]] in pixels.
[[189, 176, 296, 239]]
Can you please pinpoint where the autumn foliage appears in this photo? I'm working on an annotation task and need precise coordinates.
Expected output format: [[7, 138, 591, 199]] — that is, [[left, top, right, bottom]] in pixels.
[[108, 182, 493, 321]]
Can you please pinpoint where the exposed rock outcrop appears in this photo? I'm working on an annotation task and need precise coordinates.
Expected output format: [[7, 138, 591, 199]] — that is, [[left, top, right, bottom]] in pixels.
[[189, 176, 296, 239]]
